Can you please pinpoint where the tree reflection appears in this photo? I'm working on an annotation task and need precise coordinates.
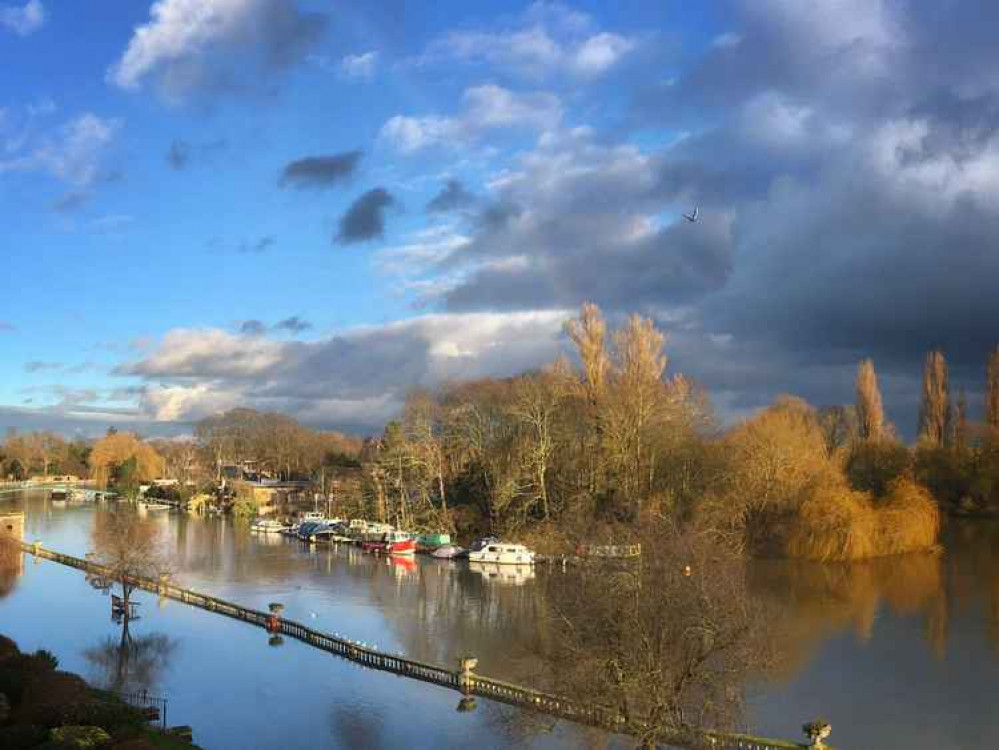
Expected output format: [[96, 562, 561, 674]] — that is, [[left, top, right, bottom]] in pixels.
[[84, 621, 177, 695], [329, 703, 385, 750], [535, 522, 775, 747]]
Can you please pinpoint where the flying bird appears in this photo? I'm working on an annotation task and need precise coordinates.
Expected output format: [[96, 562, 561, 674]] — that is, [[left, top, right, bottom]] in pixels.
[[683, 206, 699, 223]]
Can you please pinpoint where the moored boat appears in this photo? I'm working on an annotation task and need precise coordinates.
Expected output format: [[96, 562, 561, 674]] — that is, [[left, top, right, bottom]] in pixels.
[[416, 532, 451, 551], [431, 544, 465, 559], [467, 542, 535, 565], [363, 530, 416, 556], [250, 518, 291, 533]]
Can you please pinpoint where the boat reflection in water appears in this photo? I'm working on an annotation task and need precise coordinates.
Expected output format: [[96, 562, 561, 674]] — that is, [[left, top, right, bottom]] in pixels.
[[387, 555, 417, 576], [468, 562, 535, 586]]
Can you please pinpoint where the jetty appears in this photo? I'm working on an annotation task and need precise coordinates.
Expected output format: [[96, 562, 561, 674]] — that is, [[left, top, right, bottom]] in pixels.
[[7, 538, 833, 750]]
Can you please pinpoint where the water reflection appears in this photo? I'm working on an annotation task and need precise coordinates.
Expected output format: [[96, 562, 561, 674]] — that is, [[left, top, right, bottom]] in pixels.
[[468, 562, 536, 586], [84, 623, 178, 694], [4, 492, 999, 750]]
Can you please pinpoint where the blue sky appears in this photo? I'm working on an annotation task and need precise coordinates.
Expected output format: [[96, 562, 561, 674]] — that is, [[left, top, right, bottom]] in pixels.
[[3, 1, 999, 438]]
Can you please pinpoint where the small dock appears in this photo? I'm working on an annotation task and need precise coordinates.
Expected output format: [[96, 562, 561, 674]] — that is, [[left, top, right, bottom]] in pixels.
[[12, 539, 830, 750]]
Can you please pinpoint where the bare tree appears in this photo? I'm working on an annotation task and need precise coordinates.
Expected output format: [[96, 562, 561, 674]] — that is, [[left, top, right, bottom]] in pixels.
[[918, 350, 949, 447], [855, 358, 886, 441], [90, 511, 171, 623]]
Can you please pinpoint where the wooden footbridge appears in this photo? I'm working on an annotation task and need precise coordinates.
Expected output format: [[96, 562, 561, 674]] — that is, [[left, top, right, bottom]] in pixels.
[[10, 539, 831, 750]]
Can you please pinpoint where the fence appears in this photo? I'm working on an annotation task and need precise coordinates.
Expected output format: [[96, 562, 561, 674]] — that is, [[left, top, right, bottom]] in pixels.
[[110, 689, 168, 728], [15, 540, 827, 750]]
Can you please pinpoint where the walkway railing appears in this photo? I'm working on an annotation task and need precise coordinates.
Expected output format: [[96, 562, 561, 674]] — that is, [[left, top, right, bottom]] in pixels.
[[14, 540, 830, 750]]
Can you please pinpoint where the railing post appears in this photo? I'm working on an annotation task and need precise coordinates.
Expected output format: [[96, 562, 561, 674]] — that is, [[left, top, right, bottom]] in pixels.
[[456, 657, 479, 713], [32, 540, 42, 556], [457, 656, 478, 692]]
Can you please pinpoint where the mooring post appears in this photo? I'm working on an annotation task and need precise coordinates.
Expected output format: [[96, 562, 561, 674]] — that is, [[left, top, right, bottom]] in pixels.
[[803, 719, 832, 748], [267, 602, 284, 633]]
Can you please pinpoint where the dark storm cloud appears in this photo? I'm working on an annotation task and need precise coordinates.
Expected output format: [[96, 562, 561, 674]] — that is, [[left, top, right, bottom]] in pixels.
[[279, 150, 362, 189], [336, 188, 396, 244], [426, 179, 475, 213], [167, 139, 190, 170], [274, 316, 312, 334]]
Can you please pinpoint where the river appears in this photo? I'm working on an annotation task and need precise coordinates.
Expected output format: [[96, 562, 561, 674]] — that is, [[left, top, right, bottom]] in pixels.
[[1, 491, 998, 749]]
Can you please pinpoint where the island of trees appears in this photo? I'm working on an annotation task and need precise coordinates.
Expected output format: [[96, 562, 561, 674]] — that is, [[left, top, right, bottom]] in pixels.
[[4, 304, 999, 561]]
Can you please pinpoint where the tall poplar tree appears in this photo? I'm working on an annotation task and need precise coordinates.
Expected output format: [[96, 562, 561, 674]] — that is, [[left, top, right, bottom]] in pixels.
[[855, 358, 886, 441], [986, 345, 999, 431], [918, 350, 949, 447]]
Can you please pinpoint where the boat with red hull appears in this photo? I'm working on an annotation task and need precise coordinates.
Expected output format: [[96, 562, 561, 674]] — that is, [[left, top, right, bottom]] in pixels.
[[362, 531, 416, 556]]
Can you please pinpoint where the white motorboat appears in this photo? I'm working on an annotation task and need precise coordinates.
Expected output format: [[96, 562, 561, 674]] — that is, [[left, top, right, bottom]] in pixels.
[[467, 542, 535, 565], [250, 518, 291, 533]]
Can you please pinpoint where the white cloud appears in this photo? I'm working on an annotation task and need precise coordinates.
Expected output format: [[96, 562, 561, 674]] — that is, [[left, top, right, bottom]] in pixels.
[[340, 50, 378, 80], [120, 311, 570, 428], [0, 112, 120, 186], [0, 0, 45, 36], [712, 31, 742, 49], [380, 84, 562, 153], [107, 0, 325, 101], [570, 32, 635, 76], [420, 2, 635, 79]]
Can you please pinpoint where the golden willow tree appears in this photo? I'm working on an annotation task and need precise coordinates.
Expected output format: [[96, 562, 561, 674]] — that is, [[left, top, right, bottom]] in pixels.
[[918, 350, 950, 447], [987, 345, 999, 431], [855, 358, 886, 441], [90, 433, 165, 490]]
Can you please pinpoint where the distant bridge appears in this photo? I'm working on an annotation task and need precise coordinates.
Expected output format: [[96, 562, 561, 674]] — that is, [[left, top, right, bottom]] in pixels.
[[0, 480, 94, 497], [9, 538, 831, 750]]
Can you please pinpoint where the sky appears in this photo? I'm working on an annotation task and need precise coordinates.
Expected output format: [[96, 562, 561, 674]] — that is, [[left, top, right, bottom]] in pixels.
[[1, 0, 997, 439]]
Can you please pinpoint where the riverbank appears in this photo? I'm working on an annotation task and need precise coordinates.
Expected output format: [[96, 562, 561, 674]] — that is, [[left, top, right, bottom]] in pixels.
[[0, 634, 199, 750]]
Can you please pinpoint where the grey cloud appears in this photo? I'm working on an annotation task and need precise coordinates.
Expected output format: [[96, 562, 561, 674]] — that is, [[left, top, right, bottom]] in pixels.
[[427, 179, 475, 214], [109, 0, 327, 103], [279, 150, 361, 189], [336, 188, 397, 244], [240, 320, 267, 336], [384, 0, 999, 428], [117, 312, 567, 432], [274, 316, 312, 334]]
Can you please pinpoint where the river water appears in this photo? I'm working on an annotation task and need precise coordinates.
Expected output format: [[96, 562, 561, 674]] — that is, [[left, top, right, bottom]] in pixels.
[[1, 491, 997, 749]]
